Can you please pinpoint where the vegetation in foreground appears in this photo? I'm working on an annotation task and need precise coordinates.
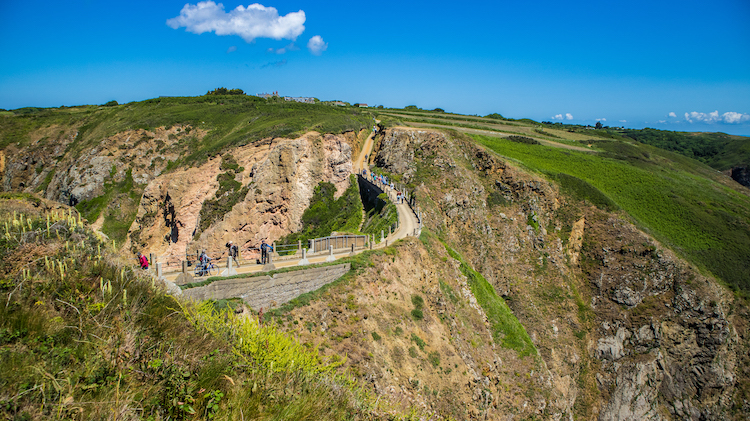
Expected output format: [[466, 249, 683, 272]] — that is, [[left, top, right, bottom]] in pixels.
[[0, 198, 417, 420]]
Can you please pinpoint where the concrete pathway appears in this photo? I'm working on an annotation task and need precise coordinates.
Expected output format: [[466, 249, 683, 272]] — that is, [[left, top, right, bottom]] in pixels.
[[162, 120, 421, 283]]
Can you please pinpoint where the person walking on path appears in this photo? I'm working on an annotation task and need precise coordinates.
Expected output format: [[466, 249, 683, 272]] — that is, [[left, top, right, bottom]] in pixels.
[[137, 252, 149, 270], [198, 249, 209, 275], [260, 240, 270, 265], [226, 241, 239, 266]]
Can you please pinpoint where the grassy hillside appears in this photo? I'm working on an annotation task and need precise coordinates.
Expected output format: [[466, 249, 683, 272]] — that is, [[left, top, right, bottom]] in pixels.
[[620, 128, 750, 171], [0, 94, 373, 167], [0, 95, 373, 248], [472, 134, 750, 295], [0, 196, 422, 420], [371, 107, 750, 295]]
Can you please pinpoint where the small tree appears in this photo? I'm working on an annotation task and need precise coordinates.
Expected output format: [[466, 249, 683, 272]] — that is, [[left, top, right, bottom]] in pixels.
[[595, 121, 603, 130]]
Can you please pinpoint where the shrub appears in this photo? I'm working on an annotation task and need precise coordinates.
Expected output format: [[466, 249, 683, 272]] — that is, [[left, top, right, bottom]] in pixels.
[[410, 333, 426, 351], [506, 135, 539, 145], [411, 308, 424, 321], [428, 351, 440, 367]]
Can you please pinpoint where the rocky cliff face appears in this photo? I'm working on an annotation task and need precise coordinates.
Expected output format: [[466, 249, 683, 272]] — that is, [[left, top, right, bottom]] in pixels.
[[368, 128, 748, 420], [730, 166, 750, 188], [1, 125, 359, 260], [128, 131, 357, 259], [2, 121, 748, 419]]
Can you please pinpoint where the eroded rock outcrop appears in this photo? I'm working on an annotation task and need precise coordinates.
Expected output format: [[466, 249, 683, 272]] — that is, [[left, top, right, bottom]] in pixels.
[[369, 128, 746, 420], [127, 131, 357, 258]]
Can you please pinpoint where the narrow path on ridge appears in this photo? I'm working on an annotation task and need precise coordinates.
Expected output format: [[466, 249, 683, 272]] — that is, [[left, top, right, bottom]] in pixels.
[[161, 123, 421, 283], [354, 121, 420, 243]]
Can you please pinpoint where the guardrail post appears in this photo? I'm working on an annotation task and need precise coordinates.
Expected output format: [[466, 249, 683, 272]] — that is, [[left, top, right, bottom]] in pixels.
[[381, 230, 384, 243], [149, 253, 156, 266], [299, 248, 309, 266], [298, 240, 302, 252], [175, 260, 194, 285], [156, 262, 163, 279], [262, 250, 276, 271], [222, 256, 237, 276], [309, 239, 314, 254], [326, 245, 336, 262]]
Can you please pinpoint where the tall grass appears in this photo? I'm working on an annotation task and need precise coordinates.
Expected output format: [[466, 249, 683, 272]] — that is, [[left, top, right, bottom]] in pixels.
[[0, 199, 411, 420]]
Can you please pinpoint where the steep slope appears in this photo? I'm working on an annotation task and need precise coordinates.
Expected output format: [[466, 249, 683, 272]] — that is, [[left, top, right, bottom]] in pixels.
[[339, 127, 748, 419], [2, 100, 749, 420]]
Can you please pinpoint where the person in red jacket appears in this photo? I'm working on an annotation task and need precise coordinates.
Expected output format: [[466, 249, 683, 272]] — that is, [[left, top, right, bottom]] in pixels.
[[137, 252, 149, 270]]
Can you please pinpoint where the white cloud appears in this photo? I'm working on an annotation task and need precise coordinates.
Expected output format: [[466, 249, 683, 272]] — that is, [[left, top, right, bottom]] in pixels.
[[307, 35, 328, 55], [552, 114, 563, 120], [565, 113, 573, 120], [657, 120, 666, 124], [226, 45, 237, 53], [596, 118, 606, 122], [167, 1, 305, 43], [668, 112, 677, 118], [722, 111, 750, 124], [684, 110, 720, 123], [619, 120, 627, 123], [684, 110, 750, 124]]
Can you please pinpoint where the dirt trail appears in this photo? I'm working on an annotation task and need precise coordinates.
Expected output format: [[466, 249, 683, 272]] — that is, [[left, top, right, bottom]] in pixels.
[[354, 125, 377, 173], [404, 121, 595, 152]]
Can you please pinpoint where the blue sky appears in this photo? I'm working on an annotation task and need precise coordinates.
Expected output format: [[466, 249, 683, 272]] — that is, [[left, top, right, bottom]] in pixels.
[[2, 0, 750, 135]]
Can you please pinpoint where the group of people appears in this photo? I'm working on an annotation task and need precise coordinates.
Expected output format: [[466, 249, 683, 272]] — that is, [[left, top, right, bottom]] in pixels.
[[135, 238, 274, 272], [363, 169, 405, 204]]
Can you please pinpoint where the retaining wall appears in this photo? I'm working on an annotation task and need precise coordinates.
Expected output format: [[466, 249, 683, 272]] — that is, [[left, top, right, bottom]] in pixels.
[[180, 263, 351, 310]]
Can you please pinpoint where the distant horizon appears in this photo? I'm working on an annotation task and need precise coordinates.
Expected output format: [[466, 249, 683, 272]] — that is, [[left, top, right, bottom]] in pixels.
[[2, 0, 748, 137], [5, 90, 750, 138]]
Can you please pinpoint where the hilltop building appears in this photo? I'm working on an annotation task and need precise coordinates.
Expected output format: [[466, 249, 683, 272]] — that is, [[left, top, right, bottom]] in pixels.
[[284, 97, 315, 104], [257, 91, 280, 99]]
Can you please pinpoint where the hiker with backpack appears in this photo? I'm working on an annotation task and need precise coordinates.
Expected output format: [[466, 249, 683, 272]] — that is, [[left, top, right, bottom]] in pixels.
[[260, 240, 270, 265], [226, 241, 239, 266], [198, 250, 209, 276]]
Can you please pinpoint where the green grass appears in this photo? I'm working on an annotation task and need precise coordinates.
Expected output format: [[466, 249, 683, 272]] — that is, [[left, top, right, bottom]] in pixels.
[[74, 167, 143, 247], [0, 198, 414, 421], [621, 127, 750, 171], [279, 175, 363, 246], [473, 134, 750, 294], [444, 245, 537, 357], [1, 95, 372, 168]]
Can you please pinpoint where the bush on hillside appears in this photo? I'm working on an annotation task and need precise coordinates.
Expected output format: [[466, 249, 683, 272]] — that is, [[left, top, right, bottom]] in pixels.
[[506, 135, 539, 145]]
